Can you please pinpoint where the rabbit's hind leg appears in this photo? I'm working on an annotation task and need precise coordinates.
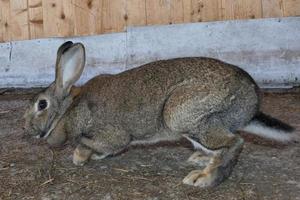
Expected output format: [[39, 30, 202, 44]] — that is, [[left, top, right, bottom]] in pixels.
[[182, 128, 244, 188]]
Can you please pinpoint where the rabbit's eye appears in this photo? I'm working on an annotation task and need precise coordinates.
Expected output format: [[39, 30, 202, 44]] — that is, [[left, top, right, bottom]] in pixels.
[[38, 99, 48, 111]]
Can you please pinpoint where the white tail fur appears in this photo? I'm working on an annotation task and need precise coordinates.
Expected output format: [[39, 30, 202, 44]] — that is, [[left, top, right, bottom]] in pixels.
[[242, 112, 296, 142]]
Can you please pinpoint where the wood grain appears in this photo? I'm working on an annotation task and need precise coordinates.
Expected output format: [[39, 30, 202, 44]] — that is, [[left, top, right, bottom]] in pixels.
[[126, 0, 147, 27], [146, 0, 171, 25], [101, 0, 126, 33], [29, 0, 44, 39], [42, 0, 74, 37], [0, 0, 11, 42], [222, 0, 263, 20], [1, 0, 300, 42], [262, 0, 283, 17], [283, 0, 300, 16], [9, 0, 30, 41], [170, 0, 184, 24], [182, 0, 193, 23], [190, 0, 220, 22], [73, 0, 101, 35]]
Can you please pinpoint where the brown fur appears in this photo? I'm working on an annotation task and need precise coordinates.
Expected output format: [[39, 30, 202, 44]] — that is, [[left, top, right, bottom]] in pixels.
[[24, 41, 261, 188]]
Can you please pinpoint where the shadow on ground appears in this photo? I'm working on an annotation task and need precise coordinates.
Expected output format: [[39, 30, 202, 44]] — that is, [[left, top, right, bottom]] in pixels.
[[0, 89, 299, 200]]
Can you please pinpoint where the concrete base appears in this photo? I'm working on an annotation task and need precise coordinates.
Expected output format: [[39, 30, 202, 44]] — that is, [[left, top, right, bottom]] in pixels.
[[0, 17, 300, 88]]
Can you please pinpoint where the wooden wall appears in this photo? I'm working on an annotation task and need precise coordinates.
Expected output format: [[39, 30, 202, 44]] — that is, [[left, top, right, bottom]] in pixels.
[[0, 0, 300, 42]]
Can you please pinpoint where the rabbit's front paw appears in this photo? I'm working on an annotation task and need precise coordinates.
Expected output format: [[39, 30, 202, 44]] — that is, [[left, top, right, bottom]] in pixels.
[[182, 169, 218, 188], [73, 155, 86, 166], [72, 144, 93, 166]]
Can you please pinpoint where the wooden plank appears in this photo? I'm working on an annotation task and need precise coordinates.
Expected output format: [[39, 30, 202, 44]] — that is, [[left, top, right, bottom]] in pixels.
[[190, 0, 221, 22], [183, 0, 192, 22], [145, 0, 184, 25], [0, 0, 11, 42], [146, 0, 171, 25], [72, 0, 102, 36], [42, 0, 74, 38], [235, 0, 262, 19], [2, 0, 300, 42], [221, 0, 262, 20], [9, 0, 30, 41], [283, 0, 300, 16], [170, 0, 184, 24], [262, 0, 283, 18], [0, 0, 3, 42], [219, 0, 234, 20], [28, 0, 44, 39], [101, 0, 126, 33], [126, 0, 147, 27]]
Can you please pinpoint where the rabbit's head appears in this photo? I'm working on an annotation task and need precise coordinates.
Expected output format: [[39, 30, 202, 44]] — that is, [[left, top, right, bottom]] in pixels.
[[23, 41, 85, 144]]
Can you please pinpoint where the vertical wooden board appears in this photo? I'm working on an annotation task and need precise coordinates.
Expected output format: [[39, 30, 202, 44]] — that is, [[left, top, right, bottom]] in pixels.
[[262, 0, 283, 18], [9, 0, 30, 41], [42, 0, 74, 38], [146, 0, 171, 25], [170, 0, 184, 24], [283, 0, 300, 16], [126, 0, 147, 27], [41, 0, 54, 37], [182, 0, 192, 22], [101, 0, 126, 33], [61, 0, 75, 36], [219, 0, 235, 20], [190, 0, 221, 22], [73, 0, 101, 36], [146, 0, 184, 25], [28, 0, 44, 39], [0, 0, 11, 42], [221, 0, 263, 20], [233, 0, 263, 19], [0, 0, 3, 42], [203, 0, 221, 21]]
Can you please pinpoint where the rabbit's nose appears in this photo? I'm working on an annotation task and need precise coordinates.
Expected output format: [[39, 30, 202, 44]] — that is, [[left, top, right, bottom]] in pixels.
[[22, 126, 28, 134]]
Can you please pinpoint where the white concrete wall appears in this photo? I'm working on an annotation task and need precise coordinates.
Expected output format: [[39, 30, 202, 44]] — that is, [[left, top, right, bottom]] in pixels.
[[0, 17, 300, 88]]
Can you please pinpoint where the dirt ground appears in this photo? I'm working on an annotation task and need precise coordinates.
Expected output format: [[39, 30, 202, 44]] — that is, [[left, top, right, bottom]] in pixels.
[[0, 89, 299, 200]]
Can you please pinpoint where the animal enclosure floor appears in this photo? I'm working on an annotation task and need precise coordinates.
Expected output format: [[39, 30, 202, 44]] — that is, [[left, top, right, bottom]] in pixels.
[[0, 89, 299, 200]]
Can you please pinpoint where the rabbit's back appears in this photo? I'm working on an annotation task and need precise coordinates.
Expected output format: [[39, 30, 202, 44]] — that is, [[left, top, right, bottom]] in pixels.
[[79, 57, 258, 138]]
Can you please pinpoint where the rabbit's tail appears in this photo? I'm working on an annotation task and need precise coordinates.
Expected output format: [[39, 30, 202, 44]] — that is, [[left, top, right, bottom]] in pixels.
[[241, 112, 297, 142]]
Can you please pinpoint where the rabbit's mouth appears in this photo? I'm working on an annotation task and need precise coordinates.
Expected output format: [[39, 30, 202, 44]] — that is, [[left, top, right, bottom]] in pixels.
[[24, 127, 47, 139], [29, 127, 47, 138], [38, 111, 64, 139], [36, 131, 47, 138]]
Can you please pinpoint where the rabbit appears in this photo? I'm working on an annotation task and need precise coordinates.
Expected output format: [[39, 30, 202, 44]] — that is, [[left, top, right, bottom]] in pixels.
[[23, 41, 296, 188]]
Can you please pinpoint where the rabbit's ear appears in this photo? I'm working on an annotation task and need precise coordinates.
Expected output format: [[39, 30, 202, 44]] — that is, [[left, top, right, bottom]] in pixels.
[[55, 42, 85, 97], [56, 41, 73, 67]]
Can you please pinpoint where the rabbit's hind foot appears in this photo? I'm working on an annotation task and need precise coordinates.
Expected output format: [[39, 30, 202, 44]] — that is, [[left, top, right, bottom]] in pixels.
[[183, 156, 222, 187], [183, 129, 244, 188]]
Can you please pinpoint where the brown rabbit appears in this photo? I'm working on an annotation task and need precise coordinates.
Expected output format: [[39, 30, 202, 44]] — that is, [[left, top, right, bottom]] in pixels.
[[24, 41, 295, 187]]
